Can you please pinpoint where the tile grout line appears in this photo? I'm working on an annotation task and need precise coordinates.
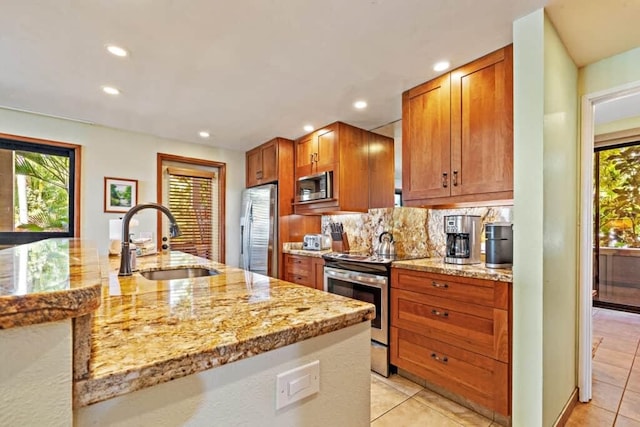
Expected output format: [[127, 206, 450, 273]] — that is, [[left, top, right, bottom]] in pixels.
[[611, 331, 640, 425], [370, 394, 413, 424]]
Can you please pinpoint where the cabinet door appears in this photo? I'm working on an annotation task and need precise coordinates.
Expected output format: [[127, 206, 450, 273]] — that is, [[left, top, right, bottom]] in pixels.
[[402, 73, 451, 201], [315, 128, 338, 173], [246, 147, 262, 187], [450, 45, 513, 197], [313, 258, 325, 291], [260, 140, 278, 183], [296, 135, 316, 177]]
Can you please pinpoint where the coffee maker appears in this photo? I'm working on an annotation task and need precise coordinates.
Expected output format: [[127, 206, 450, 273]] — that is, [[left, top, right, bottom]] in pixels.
[[444, 215, 481, 265]]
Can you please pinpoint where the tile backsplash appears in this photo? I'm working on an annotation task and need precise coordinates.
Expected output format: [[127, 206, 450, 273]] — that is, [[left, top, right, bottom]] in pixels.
[[322, 206, 512, 258]]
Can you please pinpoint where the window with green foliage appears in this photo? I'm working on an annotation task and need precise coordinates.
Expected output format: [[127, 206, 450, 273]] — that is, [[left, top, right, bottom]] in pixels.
[[596, 142, 640, 248], [0, 136, 78, 246]]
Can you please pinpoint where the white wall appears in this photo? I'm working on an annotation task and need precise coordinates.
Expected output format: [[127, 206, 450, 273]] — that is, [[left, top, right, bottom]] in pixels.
[[76, 322, 371, 427], [0, 108, 245, 266], [0, 320, 72, 427]]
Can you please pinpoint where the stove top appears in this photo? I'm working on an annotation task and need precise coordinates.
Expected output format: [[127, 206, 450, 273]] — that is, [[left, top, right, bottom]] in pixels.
[[322, 252, 425, 265]]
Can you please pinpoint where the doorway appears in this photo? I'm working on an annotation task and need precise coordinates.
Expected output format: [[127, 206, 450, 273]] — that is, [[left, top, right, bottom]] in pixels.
[[593, 138, 640, 312], [157, 153, 226, 263], [579, 80, 640, 402]]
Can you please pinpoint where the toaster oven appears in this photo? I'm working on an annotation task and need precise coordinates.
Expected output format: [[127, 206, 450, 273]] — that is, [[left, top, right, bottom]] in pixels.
[[303, 234, 332, 251]]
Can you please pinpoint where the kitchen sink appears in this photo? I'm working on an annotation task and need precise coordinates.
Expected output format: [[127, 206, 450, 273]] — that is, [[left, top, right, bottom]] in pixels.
[[140, 267, 219, 281]]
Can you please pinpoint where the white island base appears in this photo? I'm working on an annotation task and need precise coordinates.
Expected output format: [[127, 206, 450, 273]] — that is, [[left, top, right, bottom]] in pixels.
[[75, 322, 371, 426]]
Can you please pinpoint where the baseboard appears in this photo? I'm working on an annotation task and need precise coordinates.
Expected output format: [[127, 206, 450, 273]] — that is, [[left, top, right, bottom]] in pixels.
[[554, 388, 578, 427]]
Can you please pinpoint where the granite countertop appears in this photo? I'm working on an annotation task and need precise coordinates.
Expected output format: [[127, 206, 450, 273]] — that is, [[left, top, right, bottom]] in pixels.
[[0, 239, 102, 329], [392, 258, 513, 283], [73, 251, 375, 407], [282, 242, 331, 258]]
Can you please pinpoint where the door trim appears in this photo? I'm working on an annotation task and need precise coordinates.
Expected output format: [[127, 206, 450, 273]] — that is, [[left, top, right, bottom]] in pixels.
[[579, 79, 640, 402], [156, 153, 226, 263]]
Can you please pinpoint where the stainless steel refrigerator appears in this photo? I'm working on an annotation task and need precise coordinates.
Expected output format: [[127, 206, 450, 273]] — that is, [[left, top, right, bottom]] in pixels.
[[240, 183, 277, 277]]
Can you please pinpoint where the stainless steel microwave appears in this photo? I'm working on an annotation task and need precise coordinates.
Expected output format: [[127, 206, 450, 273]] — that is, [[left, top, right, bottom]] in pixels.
[[295, 171, 332, 202]]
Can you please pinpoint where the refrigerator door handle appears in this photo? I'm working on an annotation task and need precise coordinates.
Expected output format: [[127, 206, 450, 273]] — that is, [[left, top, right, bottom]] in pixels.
[[242, 199, 253, 270]]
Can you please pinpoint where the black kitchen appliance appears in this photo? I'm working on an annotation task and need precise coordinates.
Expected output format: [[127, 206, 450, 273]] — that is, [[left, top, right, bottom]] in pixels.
[[485, 222, 513, 268]]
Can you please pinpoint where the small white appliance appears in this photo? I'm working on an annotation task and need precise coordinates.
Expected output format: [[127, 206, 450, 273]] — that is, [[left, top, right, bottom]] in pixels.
[[303, 234, 331, 251]]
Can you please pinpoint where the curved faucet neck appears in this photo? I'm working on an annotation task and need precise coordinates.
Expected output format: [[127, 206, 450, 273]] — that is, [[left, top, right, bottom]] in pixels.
[[118, 203, 179, 276]]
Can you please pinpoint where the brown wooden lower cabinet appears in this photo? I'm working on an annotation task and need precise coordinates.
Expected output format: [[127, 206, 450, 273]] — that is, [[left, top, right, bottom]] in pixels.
[[390, 267, 512, 416], [283, 254, 325, 290]]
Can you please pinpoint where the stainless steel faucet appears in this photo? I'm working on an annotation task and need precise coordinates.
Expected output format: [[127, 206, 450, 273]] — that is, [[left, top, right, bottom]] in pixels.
[[118, 203, 181, 276]]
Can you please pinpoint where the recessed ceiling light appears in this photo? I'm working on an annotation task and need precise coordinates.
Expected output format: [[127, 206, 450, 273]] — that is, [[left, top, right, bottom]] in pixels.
[[106, 44, 128, 57], [354, 100, 368, 109], [102, 86, 120, 95], [303, 125, 314, 132], [198, 131, 210, 139], [433, 61, 450, 72]]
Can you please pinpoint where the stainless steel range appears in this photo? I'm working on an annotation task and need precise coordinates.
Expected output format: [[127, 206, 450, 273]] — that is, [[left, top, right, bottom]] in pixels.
[[322, 252, 397, 377]]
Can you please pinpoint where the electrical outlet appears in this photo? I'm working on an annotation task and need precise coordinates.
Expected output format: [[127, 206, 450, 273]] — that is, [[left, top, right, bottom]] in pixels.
[[275, 360, 320, 409]]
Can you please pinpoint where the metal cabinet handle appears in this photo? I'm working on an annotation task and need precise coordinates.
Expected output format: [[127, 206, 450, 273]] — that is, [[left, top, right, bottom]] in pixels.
[[256, 170, 263, 179], [432, 281, 449, 289], [431, 309, 449, 318], [310, 153, 314, 164], [431, 353, 449, 364], [442, 172, 448, 188], [453, 170, 458, 186], [314, 152, 318, 163]]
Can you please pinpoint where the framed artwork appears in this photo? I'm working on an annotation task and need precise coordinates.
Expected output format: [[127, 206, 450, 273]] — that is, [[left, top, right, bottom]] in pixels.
[[104, 177, 138, 213]]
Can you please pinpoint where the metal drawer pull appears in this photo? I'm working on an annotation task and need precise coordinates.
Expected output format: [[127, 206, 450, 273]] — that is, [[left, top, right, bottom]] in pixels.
[[431, 309, 449, 317], [431, 281, 449, 289], [431, 353, 448, 364]]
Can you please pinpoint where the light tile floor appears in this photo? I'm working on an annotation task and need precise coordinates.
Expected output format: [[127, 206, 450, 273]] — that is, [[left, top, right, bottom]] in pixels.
[[371, 308, 640, 426], [370, 373, 498, 426], [566, 307, 640, 426]]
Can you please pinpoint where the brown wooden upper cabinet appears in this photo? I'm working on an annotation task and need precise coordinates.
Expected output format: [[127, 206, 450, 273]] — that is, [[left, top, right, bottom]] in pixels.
[[246, 138, 281, 187], [295, 127, 338, 177], [293, 122, 394, 214], [402, 45, 513, 206]]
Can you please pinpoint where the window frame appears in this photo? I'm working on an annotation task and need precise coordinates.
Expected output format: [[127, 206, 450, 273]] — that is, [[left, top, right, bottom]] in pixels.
[[0, 133, 81, 246]]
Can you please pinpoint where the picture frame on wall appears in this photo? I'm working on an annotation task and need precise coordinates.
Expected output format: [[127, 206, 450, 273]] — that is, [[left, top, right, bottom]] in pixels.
[[104, 177, 138, 213]]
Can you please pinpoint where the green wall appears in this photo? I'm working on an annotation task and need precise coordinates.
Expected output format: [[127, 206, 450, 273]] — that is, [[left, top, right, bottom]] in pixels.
[[513, 9, 545, 425], [513, 9, 579, 426], [542, 14, 579, 427], [579, 47, 640, 95]]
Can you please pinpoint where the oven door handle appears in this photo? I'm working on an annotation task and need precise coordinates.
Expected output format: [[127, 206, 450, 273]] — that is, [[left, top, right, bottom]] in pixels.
[[324, 267, 387, 287]]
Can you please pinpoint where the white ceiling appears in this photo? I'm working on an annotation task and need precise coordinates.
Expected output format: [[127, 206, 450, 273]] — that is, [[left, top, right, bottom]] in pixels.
[[1, 1, 639, 152], [0, 0, 547, 152]]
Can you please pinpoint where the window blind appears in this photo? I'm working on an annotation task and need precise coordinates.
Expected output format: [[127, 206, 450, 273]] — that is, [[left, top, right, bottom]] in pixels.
[[167, 167, 215, 260]]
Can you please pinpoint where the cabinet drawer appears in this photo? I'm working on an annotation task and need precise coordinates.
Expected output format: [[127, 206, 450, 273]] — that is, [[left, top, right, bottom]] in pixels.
[[391, 288, 508, 362], [391, 326, 509, 416], [391, 268, 509, 310], [284, 272, 314, 288], [284, 255, 312, 273]]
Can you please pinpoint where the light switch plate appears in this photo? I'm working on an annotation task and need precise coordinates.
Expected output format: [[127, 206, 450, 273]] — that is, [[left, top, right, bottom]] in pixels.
[[275, 360, 320, 409]]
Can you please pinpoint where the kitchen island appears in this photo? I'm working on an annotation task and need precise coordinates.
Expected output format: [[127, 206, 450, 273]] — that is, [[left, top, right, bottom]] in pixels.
[[0, 239, 375, 426]]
